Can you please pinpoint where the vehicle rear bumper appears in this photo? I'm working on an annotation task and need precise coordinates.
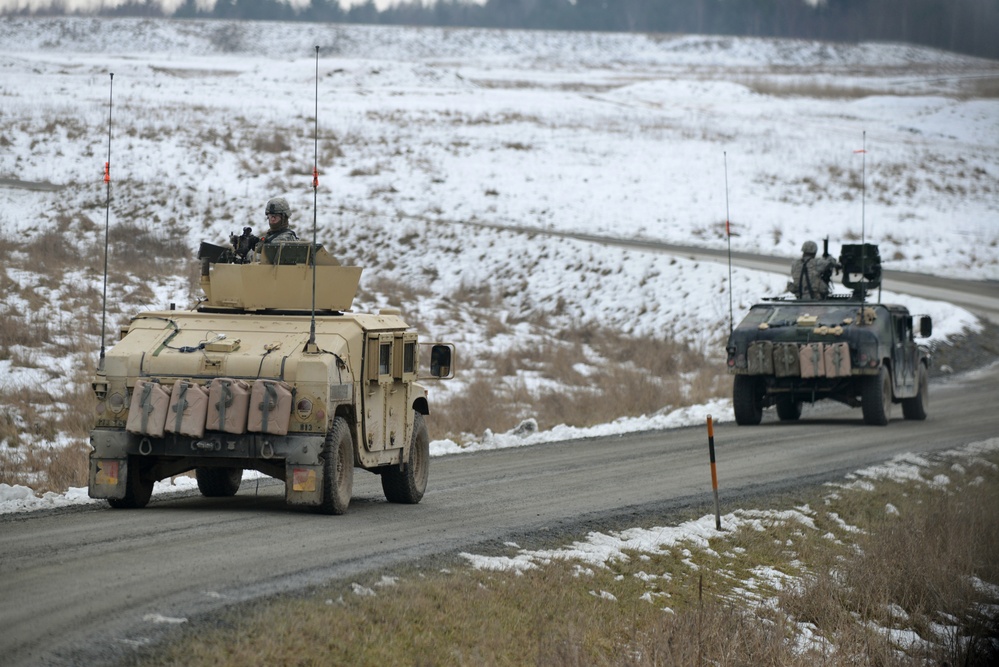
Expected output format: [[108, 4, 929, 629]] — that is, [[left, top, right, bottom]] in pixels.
[[89, 428, 324, 465]]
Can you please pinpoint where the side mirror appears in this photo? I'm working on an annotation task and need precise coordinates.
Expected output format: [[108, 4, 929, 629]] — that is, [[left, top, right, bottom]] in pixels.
[[427, 344, 455, 380], [918, 316, 932, 338]]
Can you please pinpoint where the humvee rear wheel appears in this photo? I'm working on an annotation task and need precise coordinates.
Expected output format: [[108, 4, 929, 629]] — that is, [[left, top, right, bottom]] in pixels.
[[733, 376, 763, 426], [776, 395, 802, 421], [319, 416, 354, 515], [382, 412, 430, 504], [196, 467, 243, 497], [862, 366, 892, 426], [901, 364, 929, 421], [107, 457, 154, 509]]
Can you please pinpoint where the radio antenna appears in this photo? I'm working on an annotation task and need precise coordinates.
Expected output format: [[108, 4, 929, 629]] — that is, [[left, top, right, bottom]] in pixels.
[[724, 151, 734, 335], [860, 131, 867, 247], [98, 73, 114, 372], [857, 131, 868, 305], [307, 46, 319, 353]]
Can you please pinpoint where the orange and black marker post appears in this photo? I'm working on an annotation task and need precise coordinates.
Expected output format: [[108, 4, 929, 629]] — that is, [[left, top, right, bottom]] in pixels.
[[707, 415, 722, 530]]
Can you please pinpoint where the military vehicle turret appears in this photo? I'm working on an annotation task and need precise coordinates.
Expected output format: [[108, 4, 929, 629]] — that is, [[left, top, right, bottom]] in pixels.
[[725, 243, 931, 426], [88, 239, 454, 514]]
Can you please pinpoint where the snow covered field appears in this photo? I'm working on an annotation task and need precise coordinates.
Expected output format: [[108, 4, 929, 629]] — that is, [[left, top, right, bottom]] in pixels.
[[0, 17, 997, 511]]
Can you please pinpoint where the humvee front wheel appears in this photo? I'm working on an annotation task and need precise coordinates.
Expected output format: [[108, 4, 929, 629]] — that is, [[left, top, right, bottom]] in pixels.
[[901, 364, 928, 421], [382, 412, 430, 504], [196, 467, 243, 497], [733, 376, 763, 425], [862, 366, 892, 426], [107, 457, 154, 509], [318, 416, 354, 515]]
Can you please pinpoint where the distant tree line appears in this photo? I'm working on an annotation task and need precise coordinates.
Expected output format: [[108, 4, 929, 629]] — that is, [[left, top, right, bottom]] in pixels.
[[9, 0, 998, 60]]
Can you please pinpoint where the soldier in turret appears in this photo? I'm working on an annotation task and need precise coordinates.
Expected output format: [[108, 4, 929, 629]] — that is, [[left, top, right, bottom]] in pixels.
[[787, 240, 838, 299], [233, 197, 300, 264], [261, 197, 298, 245]]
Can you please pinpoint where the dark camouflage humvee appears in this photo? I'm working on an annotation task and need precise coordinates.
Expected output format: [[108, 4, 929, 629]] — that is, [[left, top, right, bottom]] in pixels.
[[725, 244, 932, 426]]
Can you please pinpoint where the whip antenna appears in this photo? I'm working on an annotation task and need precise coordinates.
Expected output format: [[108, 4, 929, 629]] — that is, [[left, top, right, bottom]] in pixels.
[[98, 72, 114, 371], [858, 131, 868, 305], [860, 131, 867, 248], [308, 46, 319, 353], [724, 151, 734, 335]]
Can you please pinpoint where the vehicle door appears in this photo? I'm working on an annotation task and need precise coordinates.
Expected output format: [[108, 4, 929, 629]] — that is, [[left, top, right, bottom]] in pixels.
[[363, 333, 393, 451], [363, 333, 412, 452], [892, 313, 917, 396]]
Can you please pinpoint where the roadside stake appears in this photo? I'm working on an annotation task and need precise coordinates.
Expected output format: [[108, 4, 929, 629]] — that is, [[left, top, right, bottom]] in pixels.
[[707, 415, 722, 530]]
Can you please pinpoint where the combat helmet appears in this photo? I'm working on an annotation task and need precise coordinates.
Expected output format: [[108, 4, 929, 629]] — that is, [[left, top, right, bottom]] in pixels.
[[801, 240, 818, 255], [265, 197, 292, 219]]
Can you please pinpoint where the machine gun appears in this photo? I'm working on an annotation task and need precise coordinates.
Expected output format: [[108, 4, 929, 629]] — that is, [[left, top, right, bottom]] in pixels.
[[839, 243, 882, 301], [197, 228, 261, 268], [230, 227, 260, 263], [821, 236, 841, 285]]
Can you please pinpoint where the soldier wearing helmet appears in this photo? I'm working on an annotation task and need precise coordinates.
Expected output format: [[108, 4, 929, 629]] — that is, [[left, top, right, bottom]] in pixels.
[[261, 197, 298, 245], [787, 240, 839, 299]]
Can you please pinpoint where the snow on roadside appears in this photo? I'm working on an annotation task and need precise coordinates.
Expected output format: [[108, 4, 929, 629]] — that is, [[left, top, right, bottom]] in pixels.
[[457, 437, 999, 576]]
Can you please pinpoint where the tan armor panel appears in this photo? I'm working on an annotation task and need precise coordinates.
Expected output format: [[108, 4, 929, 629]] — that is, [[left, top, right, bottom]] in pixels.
[[203, 263, 361, 311]]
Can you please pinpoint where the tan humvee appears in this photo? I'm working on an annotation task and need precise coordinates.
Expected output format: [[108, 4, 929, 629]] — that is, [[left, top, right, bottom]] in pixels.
[[88, 241, 454, 514]]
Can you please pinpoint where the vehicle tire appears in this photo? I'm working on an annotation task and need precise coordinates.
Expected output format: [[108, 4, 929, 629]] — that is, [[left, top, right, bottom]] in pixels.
[[107, 457, 154, 509], [775, 395, 802, 421], [861, 366, 892, 426], [901, 364, 929, 421], [382, 412, 430, 504], [318, 416, 354, 515], [196, 467, 243, 497], [733, 375, 763, 426]]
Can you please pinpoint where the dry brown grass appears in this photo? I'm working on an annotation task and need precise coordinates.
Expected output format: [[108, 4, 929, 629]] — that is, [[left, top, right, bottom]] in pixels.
[[431, 322, 728, 443], [778, 464, 999, 667], [740, 76, 996, 101], [250, 131, 291, 154], [107, 219, 194, 275], [0, 435, 90, 494], [0, 361, 96, 492], [0, 220, 196, 490], [744, 79, 886, 99], [967, 76, 999, 99], [743, 74, 999, 99]]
